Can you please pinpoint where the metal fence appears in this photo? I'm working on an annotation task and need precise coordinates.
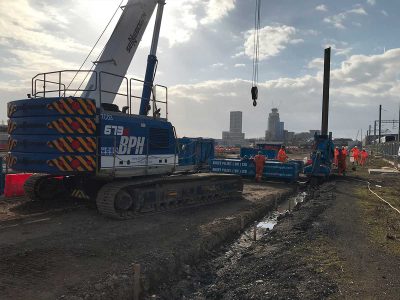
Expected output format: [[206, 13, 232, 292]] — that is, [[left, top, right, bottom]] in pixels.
[[369, 141, 399, 164]]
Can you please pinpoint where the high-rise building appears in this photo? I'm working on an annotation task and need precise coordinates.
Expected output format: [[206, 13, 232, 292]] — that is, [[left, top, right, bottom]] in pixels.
[[230, 111, 242, 133], [265, 108, 284, 141], [222, 111, 245, 146]]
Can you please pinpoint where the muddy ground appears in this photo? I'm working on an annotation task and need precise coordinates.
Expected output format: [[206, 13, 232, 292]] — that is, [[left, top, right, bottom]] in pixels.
[[1, 156, 399, 299], [0, 181, 294, 299], [156, 157, 400, 299]]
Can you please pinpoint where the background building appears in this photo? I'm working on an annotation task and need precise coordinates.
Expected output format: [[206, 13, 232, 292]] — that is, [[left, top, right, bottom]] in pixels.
[[265, 108, 284, 142], [222, 111, 246, 146], [309, 129, 320, 137]]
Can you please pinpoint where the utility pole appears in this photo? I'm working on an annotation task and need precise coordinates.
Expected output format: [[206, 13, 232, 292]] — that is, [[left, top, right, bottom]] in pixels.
[[361, 128, 363, 146], [379, 104, 382, 144], [398, 104, 400, 142], [374, 121, 377, 144], [368, 124, 372, 145]]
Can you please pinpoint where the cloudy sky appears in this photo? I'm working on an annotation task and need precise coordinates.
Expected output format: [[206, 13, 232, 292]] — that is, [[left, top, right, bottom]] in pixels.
[[1, 0, 399, 139]]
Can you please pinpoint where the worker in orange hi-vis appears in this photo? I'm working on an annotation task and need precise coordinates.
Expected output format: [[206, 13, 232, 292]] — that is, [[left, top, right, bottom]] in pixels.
[[360, 149, 369, 166], [351, 146, 359, 165], [342, 146, 348, 157], [338, 147, 347, 176], [254, 151, 266, 182], [334, 146, 339, 167], [277, 145, 288, 163]]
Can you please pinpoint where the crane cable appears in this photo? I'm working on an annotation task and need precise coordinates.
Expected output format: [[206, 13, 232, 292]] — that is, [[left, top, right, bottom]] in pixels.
[[251, 0, 261, 107], [67, 0, 125, 93]]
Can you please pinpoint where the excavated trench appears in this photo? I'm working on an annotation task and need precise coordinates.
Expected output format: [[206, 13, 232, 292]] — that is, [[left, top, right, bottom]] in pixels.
[[195, 191, 308, 284], [139, 187, 307, 299]]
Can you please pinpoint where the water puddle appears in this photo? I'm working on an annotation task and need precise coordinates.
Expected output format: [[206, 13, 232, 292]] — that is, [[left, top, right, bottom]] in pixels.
[[256, 191, 307, 231], [220, 191, 307, 267]]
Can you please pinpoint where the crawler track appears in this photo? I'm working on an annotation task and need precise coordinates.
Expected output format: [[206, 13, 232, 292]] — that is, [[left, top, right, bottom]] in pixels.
[[24, 174, 65, 201], [23, 174, 47, 201], [96, 173, 243, 219]]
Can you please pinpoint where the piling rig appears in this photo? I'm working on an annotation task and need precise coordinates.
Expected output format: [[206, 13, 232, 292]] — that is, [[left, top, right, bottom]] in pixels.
[[304, 47, 335, 180]]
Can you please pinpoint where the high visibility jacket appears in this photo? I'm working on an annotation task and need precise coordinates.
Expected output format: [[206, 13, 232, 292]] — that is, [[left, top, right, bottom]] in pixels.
[[338, 151, 346, 164], [361, 151, 368, 159], [351, 148, 359, 158], [254, 154, 266, 166], [277, 149, 287, 163], [334, 148, 339, 157]]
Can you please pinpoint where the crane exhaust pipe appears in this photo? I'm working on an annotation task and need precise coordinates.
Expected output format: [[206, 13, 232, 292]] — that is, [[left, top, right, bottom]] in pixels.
[[321, 47, 331, 136]]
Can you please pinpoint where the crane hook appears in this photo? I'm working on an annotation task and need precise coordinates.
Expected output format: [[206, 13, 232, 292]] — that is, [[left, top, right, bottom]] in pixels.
[[251, 85, 258, 106]]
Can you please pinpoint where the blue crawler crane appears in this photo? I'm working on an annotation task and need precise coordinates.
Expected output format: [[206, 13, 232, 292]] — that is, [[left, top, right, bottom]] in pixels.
[[303, 48, 335, 181], [6, 0, 242, 218]]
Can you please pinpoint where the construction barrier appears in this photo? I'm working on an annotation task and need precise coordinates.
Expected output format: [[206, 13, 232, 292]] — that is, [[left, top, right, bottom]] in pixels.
[[211, 158, 300, 182], [0, 157, 4, 195], [4, 173, 32, 198]]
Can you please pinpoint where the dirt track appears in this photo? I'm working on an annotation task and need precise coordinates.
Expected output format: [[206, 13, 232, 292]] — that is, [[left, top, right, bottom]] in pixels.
[[0, 181, 294, 299], [159, 159, 400, 299]]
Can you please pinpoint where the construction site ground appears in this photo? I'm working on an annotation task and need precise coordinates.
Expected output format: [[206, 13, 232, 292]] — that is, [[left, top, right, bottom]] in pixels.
[[0, 179, 294, 299], [1, 156, 400, 299], [159, 157, 400, 299]]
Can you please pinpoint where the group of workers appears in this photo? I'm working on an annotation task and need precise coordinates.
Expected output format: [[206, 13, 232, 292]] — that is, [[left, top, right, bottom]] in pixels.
[[333, 146, 348, 176], [333, 145, 369, 176], [253, 144, 369, 182], [254, 146, 288, 182]]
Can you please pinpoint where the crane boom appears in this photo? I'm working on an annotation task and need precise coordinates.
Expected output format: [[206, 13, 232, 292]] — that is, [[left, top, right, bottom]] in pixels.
[[83, 0, 158, 106], [139, 1, 165, 116]]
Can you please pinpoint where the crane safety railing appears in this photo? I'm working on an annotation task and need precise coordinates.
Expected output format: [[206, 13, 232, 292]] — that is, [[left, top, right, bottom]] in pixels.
[[30, 70, 168, 120], [98, 71, 129, 113], [129, 78, 168, 120], [32, 70, 97, 99]]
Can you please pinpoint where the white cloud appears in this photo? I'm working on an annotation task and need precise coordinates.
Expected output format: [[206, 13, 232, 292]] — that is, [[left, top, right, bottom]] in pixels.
[[324, 6, 367, 29], [0, 0, 90, 54], [290, 39, 304, 44], [304, 29, 320, 36], [234, 64, 246, 68], [160, 0, 200, 47], [168, 49, 400, 138], [232, 51, 245, 58], [211, 63, 224, 68], [381, 10, 388, 16], [139, 0, 236, 47], [324, 40, 353, 57], [367, 0, 376, 5], [0, 49, 75, 77], [308, 58, 324, 69], [315, 4, 328, 12], [200, 0, 236, 25], [323, 39, 353, 57], [244, 25, 297, 60]]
